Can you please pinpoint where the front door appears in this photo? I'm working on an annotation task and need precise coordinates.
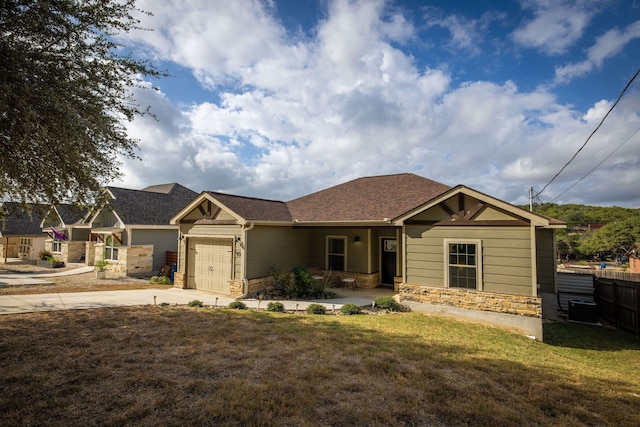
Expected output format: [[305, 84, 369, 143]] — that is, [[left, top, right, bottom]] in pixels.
[[381, 238, 397, 285]]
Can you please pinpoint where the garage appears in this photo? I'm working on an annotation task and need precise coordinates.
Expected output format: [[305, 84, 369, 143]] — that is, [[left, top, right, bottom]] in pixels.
[[187, 237, 233, 295]]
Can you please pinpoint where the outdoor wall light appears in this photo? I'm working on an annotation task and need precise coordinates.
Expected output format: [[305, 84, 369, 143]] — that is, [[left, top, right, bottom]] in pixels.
[[235, 236, 241, 243]]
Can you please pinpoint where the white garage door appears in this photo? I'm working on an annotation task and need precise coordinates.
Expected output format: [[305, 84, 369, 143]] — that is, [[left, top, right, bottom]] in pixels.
[[188, 238, 233, 294]]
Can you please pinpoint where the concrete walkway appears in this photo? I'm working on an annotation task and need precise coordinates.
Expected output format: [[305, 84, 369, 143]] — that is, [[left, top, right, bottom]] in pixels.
[[0, 263, 394, 314], [0, 288, 390, 315]]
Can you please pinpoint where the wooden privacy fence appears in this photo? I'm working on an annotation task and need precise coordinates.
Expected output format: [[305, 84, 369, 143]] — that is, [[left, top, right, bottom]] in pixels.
[[594, 277, 640, 338]]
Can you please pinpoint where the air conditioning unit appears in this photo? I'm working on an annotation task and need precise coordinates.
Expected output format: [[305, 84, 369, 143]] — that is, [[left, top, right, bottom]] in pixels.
[[568, 300, 598, 323]]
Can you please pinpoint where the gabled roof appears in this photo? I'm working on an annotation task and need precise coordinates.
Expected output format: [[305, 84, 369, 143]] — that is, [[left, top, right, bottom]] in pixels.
[[105, 183, 198, 226], [287, 173, 451, 222], [0, 202, 46, 236], [51, 204, 87, 226], [395, 185, 567, 228], [203, 192, 293, 222]]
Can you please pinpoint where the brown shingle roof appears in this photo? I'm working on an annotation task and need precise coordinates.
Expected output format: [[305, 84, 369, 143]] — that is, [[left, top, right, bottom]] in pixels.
[[287, 173, 451, 222], [205, 192, 293, 221]]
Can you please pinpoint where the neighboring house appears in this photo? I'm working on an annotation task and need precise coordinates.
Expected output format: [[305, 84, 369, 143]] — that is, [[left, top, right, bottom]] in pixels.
[[628, 243, 640, 274], [0, 202, 47, 262], [171, 173, 565, 340], [62, 183, 197, 275], [41, 204, 88, 263]]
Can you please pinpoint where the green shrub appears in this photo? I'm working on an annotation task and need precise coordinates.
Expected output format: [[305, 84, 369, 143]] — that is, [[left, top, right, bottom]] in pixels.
[[267, 301, 285, 312], [188, 299, 203, 307], [305, 303, 326, 315], [229, 301, 247, 310], [39, 250, 53, 261], [94, 259, 109, 272], [340, 303, 362, 315], [374, 296, 401, 312], [149, 276, 172, 285]]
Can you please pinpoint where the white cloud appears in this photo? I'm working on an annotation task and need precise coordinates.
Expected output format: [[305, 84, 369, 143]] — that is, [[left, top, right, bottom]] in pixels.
[[115, 0, 640, 208], [424, 10, 505, 55], [511, 0, 604, 55], [555, 20, 640, 83]]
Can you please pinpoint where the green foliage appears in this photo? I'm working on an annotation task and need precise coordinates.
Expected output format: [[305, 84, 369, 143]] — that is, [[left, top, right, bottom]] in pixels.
[[269, 265, 336, 299], [266, 302, 285, 313], [528, 203, 640, 261], [375, 296, 401, 312], [340, 303, 362, 315], [577, 217, 640, 258], [39, 250, 53, 261], [532, 203, 640, 228], [94, 259, 110, 272], [188, 300, 203, 307], [229, 301, 247, 310], [0, 0, 165, 207], [305, 304, 326, 315], [149, 276, 172, 285]]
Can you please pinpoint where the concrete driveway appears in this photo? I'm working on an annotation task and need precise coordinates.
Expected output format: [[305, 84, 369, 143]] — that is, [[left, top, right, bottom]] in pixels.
[[0, 287, 390, 315]]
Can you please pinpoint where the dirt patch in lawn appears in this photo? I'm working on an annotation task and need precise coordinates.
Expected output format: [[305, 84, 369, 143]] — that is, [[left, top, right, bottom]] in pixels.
[[0, 261, 170, 295]]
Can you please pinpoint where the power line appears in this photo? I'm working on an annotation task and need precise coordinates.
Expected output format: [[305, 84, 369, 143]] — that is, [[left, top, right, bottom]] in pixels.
[[534, 66, 640, 199], [549, 125, 640, 202]]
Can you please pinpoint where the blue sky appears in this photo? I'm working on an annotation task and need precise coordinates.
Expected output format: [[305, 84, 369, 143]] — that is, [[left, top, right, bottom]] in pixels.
[[116, 0, 640, 207]]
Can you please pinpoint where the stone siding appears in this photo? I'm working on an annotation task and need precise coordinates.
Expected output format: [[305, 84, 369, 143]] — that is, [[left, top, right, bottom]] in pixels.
[[124, 245, 154, 276], [62, 241, 86, 263], [89, 243, 153, 276], [173, 271, 186, 289], [400, 283, 541, 318]]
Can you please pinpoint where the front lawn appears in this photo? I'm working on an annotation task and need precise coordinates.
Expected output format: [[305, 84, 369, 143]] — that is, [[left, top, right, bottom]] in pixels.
[[1, 308, 638, 426]]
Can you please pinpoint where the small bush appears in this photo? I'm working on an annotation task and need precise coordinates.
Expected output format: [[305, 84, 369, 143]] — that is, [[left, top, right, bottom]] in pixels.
[[267, 301, 285, 313], [39, 250, 53, 261], [188, 299, 203, 307], [340, 303, 362, 315], [374, 296, 401, 312], [305, 303, 326, 315], [229, 301, 247, 310], [149, 276, 172, 285]]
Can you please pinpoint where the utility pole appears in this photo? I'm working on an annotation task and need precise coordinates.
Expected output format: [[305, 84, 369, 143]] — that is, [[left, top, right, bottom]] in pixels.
[[529, 187, 534, 212]]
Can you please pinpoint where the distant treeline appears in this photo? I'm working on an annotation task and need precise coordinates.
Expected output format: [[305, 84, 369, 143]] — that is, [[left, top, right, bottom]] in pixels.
[[522, 203, 640, 229], [521, 203, 640, 260]]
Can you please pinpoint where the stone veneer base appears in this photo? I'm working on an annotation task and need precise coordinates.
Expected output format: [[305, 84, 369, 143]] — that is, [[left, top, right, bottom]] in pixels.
[[400, 284, 543, 341]]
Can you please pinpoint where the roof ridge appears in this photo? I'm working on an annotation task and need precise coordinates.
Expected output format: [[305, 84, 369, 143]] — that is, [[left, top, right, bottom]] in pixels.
[[206, 191, 286, 204]]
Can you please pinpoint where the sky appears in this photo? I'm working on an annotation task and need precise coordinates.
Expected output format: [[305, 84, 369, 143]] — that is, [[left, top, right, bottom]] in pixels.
[[114, 0, 640, 208]]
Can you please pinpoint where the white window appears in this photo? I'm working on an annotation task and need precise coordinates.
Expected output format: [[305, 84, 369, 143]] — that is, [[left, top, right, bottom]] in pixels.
[[327, 236, 346, 271], [52, 239, 62, 253], [104, 235, 120, 261], [445, 240, 482, 290]]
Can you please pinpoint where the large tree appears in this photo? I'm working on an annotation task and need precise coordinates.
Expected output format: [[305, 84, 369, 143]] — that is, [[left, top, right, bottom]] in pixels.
[[0, 0, 163, 207]]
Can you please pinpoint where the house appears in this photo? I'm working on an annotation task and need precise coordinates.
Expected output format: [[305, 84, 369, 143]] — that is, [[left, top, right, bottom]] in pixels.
[[0, 202, 48, 262], [627, 243, 640, 273], [171, 173, 565, 339], [58, 183, 197, 275], [40, 204, 88, 263]]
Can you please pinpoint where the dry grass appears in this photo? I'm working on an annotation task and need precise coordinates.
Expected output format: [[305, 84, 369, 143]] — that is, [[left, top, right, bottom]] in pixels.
[[1, 307, 639, 426]]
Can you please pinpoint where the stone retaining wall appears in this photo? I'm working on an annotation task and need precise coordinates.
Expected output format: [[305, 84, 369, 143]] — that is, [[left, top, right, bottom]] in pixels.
[[400, 283, 541, 318]]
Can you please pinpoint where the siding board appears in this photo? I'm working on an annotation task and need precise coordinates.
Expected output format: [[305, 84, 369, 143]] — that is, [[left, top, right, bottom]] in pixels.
[[405, 224, 534, 296]]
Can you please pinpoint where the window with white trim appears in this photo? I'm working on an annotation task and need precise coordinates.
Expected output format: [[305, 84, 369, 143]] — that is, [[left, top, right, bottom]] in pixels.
[[327, 236, 346, 271], [52, 239, 62, 253], [104, 235, 120, 261], [445, 240, 481, 290]]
